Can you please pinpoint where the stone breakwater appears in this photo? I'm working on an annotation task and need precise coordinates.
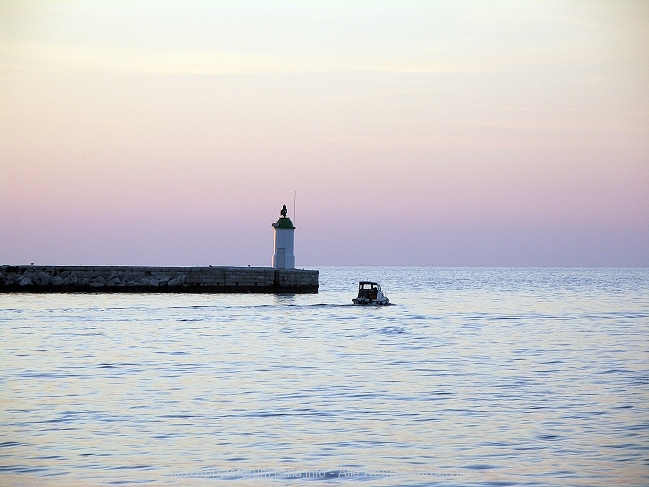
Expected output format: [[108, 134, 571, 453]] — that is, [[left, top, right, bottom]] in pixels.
[[0, 265, 319, 294]]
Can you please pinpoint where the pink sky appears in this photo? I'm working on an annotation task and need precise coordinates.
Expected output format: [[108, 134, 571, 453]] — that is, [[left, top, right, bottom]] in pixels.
[[1, 1, 648, 266]]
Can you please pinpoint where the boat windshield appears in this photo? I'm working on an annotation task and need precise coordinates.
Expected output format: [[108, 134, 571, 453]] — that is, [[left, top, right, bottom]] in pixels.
[[359, 282, 379, 290]]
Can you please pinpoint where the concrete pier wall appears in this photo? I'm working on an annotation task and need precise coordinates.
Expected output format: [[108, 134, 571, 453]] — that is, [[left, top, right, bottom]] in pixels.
[[0, 265, 319, 294]]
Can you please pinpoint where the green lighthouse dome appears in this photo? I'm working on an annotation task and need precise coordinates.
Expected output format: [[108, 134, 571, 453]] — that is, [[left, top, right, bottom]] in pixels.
[[275, 217, 294, 228]]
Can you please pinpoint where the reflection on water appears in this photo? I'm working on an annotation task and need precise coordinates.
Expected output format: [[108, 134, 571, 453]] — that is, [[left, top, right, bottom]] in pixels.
[[1, 268, 648, 486]]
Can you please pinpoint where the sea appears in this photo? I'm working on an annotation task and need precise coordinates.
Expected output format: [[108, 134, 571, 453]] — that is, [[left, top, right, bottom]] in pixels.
[[1, 267, 648, 486]]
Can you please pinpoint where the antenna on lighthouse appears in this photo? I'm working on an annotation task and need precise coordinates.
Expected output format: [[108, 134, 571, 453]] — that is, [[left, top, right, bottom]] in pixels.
[[293, 190, 296, 225]]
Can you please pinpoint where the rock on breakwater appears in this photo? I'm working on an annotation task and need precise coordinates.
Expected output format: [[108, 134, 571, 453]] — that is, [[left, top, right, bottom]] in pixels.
[[0, 265, 319, 294]]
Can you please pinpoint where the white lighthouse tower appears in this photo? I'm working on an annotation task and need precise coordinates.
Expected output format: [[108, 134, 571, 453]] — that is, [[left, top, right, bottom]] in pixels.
[[272, 204, 295, 269]]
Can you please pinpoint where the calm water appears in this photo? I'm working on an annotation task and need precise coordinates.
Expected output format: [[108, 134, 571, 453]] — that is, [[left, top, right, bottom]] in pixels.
[[1, 267, 648, 486]]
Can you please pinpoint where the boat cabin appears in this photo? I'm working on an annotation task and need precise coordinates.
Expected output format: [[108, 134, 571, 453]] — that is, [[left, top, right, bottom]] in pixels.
[[357, 281, 381, 300]]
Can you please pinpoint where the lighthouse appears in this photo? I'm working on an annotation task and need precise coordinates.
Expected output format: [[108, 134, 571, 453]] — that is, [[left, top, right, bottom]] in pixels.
[[272, 204, 295, 269]]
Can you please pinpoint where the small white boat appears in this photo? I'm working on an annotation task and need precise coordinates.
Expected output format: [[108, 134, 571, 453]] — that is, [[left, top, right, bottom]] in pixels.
[[352, 281, 390, 305]]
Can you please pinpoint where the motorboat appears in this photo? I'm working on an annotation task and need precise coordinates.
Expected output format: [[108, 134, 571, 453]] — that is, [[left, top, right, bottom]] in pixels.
[[352, 281, 390, 305]]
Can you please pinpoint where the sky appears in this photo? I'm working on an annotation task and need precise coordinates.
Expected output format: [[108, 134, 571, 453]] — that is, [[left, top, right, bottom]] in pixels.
[[1, 1, 648, 266]]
